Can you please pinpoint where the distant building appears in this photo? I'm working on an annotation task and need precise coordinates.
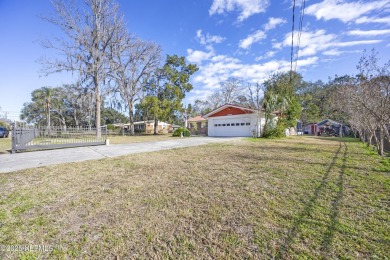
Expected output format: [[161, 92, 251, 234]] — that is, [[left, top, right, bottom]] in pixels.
[[317, 119, 350, 137], [187, 116, 208, 135], [113, 121, 173, 134], [303, 123, 318, 135], [303, 119, 350, 136]]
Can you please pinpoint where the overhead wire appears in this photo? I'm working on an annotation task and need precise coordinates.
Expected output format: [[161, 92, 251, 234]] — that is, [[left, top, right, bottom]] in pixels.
[[290, 0, 297, 81], [294, 0, 306, 72]]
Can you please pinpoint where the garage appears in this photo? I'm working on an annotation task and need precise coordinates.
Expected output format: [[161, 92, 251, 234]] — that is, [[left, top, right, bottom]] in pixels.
[[212, 117, 252, 137], [203, 104, 265, 137]]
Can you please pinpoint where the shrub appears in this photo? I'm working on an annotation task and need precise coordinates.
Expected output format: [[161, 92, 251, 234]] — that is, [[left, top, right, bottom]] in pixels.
[[107, 124, 116, 131], [172, 127, 191, 137], [0, 121, 10, 130], [262, 121, 286, 138]]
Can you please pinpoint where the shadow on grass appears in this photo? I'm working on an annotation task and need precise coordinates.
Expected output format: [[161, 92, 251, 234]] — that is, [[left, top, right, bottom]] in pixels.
[[320, 142, 346, 256], [276, 141, 347, 258], [233, 142, 368, 173]]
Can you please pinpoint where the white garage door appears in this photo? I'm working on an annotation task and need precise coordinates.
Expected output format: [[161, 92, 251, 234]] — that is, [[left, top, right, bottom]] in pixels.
[[212, 118, 252, 137]]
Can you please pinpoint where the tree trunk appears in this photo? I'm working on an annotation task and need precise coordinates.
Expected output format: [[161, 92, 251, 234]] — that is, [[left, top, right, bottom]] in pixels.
[[88, 110, 92, 131], [94, 77, 101, 138], [361, 130, 365, 143], [73, 110, 80, 129], [379, 128, 384, 156], [154, 117, 158, 135], [367, 132, 373, 147], [46, 102, 51, 129], [128, 101, 135, 135]]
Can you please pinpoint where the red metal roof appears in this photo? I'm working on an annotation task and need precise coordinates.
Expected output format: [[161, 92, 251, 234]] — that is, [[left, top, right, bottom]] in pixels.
[[203, 103, 259, 118]]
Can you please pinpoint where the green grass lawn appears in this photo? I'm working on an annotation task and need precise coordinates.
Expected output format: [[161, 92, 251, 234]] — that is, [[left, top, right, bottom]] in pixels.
[[0, 137, 11, 154], [0, 137, 389, 259]]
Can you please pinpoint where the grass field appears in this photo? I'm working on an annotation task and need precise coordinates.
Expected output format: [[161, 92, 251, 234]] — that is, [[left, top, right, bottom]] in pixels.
[[0, 137, 389, 259], [108, 134, 175, 144]]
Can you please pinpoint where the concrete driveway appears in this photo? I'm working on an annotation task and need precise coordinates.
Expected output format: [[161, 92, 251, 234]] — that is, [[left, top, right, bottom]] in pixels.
[[0, 137, 241, 173]]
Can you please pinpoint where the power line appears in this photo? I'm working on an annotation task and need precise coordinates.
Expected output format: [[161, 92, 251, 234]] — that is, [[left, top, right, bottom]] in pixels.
[[290, 0, 297, 81], [294, 0, 306, 72]]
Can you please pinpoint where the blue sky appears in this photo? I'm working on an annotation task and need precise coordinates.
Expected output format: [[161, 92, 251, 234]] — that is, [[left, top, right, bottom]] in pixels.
[[0, 0, 389, 120]]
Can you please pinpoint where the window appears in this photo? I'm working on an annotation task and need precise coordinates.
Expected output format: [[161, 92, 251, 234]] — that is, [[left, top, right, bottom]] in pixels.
[[222, 124, 226, 126], [241, 123, 245, 126], [227, 123, 230, 126], [236, 123, 240, 126], [218, 124, 221, 126], [246, 123, 250, 126], [214, 124, 218, 127]]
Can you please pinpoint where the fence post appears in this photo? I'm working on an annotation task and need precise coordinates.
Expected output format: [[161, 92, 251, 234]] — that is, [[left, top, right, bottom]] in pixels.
[[11, 122, 16, 154]]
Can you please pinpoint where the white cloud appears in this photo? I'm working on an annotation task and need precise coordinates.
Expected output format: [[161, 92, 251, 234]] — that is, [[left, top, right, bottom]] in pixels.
[[238, 17, 286, 50], [335, 40, 382, 47], [356, 16, 390, 24], [323, 49, 344, 56], [187, 30, 226, 64], [306, 0, 390, 23], [282, 30, 337, 56], [322, 49, 360, 56], [191, 54, 319, 92], [348, 29, 390, 36], [272, 41, 283, 49], [239, 30, 266, 49], [196, 30, 226, 45], [209, 0, 270, 22], [280, 29, 382, 57], [186, 49, 214, 63], [187, 89, 214, 104], [255, 51, 277, 61], [295, 56, 319, 68], [264, 17, 287, 31]]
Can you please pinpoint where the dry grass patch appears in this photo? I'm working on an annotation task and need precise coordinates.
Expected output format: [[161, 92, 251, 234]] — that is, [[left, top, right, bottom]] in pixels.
[[0, 136, 389, 259], [108, 134, 175, 144]]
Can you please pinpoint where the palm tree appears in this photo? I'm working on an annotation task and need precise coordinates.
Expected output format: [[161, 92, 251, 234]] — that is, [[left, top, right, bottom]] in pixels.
[[31, 87, 54, 128]]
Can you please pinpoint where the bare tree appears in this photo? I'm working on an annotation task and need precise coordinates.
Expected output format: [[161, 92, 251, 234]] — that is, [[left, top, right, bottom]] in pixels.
[[206, 78, 245, 109], [109, 33, 161, 135], [333, 49, 390, 155], [247, 82, 264, 109], [219, 78, 245, 104], [40, 0, 125, 137]]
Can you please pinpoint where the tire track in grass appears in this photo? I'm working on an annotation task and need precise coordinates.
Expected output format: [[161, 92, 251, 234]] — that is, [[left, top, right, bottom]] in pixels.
[[276, 142, 343, 258], [320, 142, 347, 256]]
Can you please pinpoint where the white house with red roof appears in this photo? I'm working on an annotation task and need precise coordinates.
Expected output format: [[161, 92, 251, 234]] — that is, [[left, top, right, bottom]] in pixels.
[[203, 104, 265, 137]]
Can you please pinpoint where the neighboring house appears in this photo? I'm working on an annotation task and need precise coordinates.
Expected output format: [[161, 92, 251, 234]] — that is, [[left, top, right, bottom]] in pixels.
[[303, 123, 318, 135], [114, 121, 172, 134], [317, 119, 350, 137], [203, 104, 265, 137], [303, 119, 350, 136], [187, 116, 208, 135]]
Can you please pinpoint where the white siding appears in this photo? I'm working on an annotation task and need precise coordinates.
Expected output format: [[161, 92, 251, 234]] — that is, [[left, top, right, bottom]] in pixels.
[[208, 114, 265, 137]]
